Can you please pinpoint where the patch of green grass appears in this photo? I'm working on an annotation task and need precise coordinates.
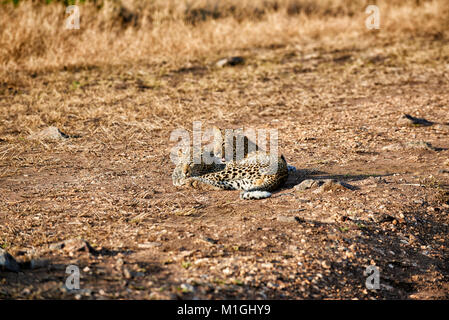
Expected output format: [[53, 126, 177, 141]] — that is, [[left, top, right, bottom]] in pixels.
[[71, 80, 81, 90]]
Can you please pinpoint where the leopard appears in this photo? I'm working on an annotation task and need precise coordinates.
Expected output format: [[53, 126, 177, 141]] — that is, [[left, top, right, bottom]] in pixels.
[[172, 127, 293, 200]]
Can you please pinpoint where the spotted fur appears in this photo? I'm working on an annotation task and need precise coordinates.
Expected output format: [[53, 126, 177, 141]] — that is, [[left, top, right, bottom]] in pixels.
[[172, 150, 289, 200]]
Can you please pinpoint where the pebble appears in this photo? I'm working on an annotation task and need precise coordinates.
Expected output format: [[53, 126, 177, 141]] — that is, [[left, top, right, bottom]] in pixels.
[[215, 56, 245, 68], [123, 267, 132, 279], [314, 180, 356, 193], [222, 267, 232, 275], [28, 126, 70, 140], [294, 179, 324, 190], [180, 283, 195, 293]]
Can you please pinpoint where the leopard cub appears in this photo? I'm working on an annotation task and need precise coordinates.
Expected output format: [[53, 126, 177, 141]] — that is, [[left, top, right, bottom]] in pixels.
[[171, 128, 292, 200]]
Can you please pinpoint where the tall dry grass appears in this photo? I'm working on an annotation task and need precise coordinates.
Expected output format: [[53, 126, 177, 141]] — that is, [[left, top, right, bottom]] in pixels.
[[0, 0, 448, 76]]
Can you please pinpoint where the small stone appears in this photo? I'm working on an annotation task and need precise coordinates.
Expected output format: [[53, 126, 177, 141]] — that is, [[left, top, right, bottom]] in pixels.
[[215, 56, 245, 68], [0, 248, 20, 272], [123, 267, 132, 279], [294, 179, 324, 190], [314, 179, 356, 193], [222, 267, 232, 275], [180, 283, 194, 293], [321, 261, 331, 269], [28, 126, 70, 140]]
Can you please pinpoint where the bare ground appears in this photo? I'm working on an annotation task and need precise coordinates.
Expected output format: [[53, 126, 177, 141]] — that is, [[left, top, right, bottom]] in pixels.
[[1, 36, 449, 299]]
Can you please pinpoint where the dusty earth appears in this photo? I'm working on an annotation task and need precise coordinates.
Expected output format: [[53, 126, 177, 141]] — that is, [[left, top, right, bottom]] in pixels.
[[1, 37, 449, 300]]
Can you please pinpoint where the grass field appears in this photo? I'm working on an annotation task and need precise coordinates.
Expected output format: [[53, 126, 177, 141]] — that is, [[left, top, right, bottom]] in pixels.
[[1, 0, 449, 299]]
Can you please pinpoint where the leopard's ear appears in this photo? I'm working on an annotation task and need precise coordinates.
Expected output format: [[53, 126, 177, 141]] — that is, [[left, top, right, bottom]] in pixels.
[[176, 149, 190, 165], [212, 126, 222, 139], [212, 126, 224, 157]]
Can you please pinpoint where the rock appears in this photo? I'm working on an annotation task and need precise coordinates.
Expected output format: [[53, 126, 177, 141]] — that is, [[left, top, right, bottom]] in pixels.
[[0, 248, 20, 272], [295, 179, 356, 192], [397, 114, 433, 127], [49, 239, 96, 255], [313, 179, 356, 193], [28, 126, 70, 140], [294, 179, 324, 190], [180, 283, 195, 293], [215, 56, 245, 68]]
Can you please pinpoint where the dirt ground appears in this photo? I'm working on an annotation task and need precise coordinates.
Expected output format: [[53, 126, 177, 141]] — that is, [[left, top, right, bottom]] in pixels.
[[1, 33, 449, 299]]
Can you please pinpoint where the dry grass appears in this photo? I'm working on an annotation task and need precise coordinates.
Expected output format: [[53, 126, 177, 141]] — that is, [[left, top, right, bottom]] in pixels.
[[1, 0, 449, 299], [1, 0, 448, 75]]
